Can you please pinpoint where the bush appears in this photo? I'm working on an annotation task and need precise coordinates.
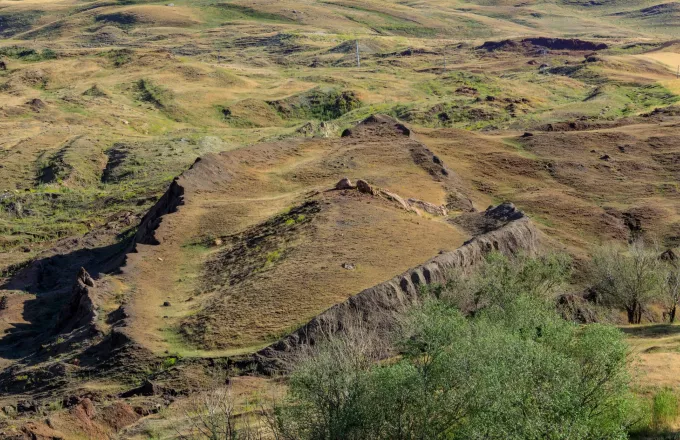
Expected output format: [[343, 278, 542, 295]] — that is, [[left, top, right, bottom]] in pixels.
[[436, 251, 571, 313], [272, 325, 385, 440], [267, 88, 362, 121], [41, 48, 57, 60], [0, 46, 56, 61], [105, 49, 132, 67], [662, 261, 680, 323], [273, 255, 641, 440]]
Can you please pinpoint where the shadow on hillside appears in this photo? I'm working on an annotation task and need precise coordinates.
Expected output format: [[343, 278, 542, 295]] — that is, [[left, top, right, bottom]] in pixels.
[[619, 324, 680, 339], [0, 237, 131, 361]]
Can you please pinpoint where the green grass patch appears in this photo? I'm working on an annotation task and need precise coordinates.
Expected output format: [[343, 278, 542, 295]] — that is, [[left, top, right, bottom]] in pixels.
[[102, 48, 133, 67], [267, 88, 362, 121], [0, 46, 58, 62], [502, 138, 539, 160], [134, 79, 185, 121], [265, 250, 282, 265], [652, 388, 679, 432]]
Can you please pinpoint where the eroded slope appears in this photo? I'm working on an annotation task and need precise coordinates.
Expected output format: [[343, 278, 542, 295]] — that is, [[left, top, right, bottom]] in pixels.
[[118, 116, 471, 355]]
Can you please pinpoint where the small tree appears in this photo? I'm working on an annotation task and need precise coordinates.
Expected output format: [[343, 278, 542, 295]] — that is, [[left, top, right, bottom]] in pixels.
[[180, 383, 266, 440], [272, 323, 386, 440], [662, 261, 680, 323], [591, 241, 664, 324]]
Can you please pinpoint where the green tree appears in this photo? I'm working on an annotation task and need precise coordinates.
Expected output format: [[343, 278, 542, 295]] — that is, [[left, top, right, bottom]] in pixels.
[[437, 251, 571, 314], [274, 254, 641, 440]]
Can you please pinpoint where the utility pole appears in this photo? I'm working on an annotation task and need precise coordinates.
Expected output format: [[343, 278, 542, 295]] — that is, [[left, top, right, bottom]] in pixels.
[[217, 49, 221, 64], [356, 40, 360, 68]]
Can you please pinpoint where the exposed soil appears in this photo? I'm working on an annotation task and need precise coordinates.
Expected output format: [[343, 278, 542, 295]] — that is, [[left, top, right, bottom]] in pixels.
[[200, 201, 321, 291]]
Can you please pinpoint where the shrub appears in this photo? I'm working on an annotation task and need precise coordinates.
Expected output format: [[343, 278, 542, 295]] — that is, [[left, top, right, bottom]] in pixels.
[[273, 255, 640, 440], [267, 88, 362, 121], [438, 251, 571, 313], [41, 48, 57, 60], [106, 49, 132, 67], [162, 356, 177, 369], [662, 261, 680, 323], [0, 46, 56, 61], [272, 325, 385, 440]]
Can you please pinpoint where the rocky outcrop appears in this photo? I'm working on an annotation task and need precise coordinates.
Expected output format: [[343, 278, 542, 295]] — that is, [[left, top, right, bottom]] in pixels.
[[340, 115, 474, 213], [356, 179, 376, 195], [131, 178, 185, 246], [338, 179, 424, 214], [255, 203, 540, 371], [53, 268, 99, 335], [335, 179, 450, 217], [408, 199, 448, 216], [335, 177, 355, 190], [525, 37, 608, 51]]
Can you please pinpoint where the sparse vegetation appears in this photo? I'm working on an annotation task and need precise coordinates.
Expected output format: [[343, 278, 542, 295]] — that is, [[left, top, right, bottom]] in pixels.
[[104, 48, 133, 67], [662, 260, 680, 323], [268, 88, 362, 121], [180, 385, 265, 440], [0, 46, 57, 61], [590, 242, 664, 324]]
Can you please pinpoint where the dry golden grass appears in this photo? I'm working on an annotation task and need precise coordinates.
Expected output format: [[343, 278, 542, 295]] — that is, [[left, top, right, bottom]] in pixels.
[[623, 324, 680, 390], [417, 120, 680, 253]]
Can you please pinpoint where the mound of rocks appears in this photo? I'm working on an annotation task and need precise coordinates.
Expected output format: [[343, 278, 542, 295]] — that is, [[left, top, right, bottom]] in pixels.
[[334, 178, 449, 216]]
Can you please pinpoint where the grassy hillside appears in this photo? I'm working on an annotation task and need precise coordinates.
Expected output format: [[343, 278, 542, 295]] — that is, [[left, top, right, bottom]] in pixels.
[[3, 0, 680, 438]]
